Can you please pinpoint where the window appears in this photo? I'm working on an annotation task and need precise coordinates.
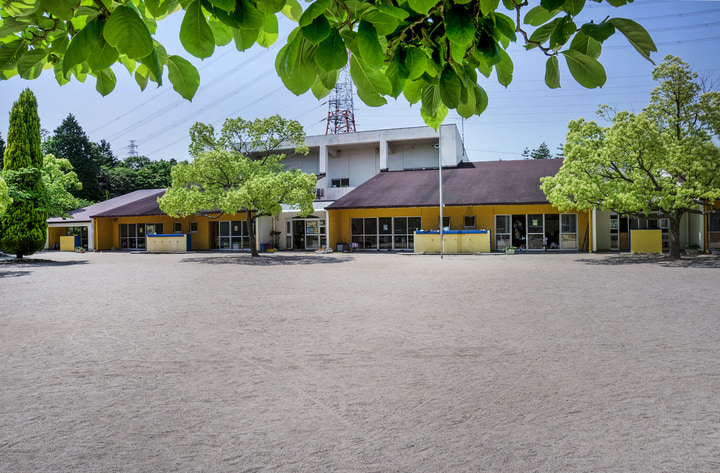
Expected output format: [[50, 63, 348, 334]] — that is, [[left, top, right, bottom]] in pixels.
[[463, 215, 476, 229], [439, 216, 450, 229], [218, 220, 249, 249], [560, 214, 578, 249], [495, 215, 511, 250], [331, 178, 350, 187], [190, 221, 198, 233], [352, 216, 421, 251], [119, 223, 162, 250], [174, 222, 182, 233]]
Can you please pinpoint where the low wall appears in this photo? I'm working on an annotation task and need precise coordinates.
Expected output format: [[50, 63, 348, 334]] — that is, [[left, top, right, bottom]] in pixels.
[[630, 229, 662, 253], [414, 230, 491, 254], [146, 234, 191, 253]]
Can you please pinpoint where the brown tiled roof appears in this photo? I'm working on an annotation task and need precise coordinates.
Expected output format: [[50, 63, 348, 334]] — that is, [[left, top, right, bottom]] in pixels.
[[326, 159, 563, 209]]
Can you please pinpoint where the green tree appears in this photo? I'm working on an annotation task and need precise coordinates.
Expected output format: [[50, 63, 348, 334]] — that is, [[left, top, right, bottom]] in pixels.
[[99, 156, 179, 199], [43, 114, 102, 202], [541, 56, 720, 260], [159, 115, 316, 257], [0, 1, 655, 129], [0, 176, 10, 214], [40, 153, 83, 217], [0, 89, 47, 259], [522, 141, 553, 159], [0, 132, 6, 169]]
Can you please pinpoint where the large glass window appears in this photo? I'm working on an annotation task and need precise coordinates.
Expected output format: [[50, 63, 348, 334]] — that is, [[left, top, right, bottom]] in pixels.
[[218, 220, 249, 249], [351, 216, 421, 250], [119, 223, 162, 250], [527, 214, 545, 249]]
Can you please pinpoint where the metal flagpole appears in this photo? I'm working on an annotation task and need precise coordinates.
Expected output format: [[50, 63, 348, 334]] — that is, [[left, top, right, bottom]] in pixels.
[[439, 146, 444, 259]]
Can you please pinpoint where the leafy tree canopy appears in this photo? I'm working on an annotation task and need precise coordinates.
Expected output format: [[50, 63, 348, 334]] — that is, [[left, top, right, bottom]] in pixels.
[[0, 175, 10, 213], [0, 0, 656, 128], [43, 113, 102, 201], [159, 115, 316, 256], [541, 55, 720, 259], [40, 153, 84, 217]]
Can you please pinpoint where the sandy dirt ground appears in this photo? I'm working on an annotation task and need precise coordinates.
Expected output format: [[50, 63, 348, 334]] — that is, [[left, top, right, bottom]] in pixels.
[[1, 250, 719, 472]]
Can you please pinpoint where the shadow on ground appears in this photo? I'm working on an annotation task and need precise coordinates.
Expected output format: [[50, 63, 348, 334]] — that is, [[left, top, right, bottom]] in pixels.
[[180, 254, 352, 266], [0, 270, 32, 278], [0, 258, 89, 267], [579, 254, 720, 268]]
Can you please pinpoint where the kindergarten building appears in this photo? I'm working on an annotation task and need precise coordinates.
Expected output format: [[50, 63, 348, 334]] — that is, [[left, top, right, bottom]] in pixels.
[[46, 125, 715, 254]]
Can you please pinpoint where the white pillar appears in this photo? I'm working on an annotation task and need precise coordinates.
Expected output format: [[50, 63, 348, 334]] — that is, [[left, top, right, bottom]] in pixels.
[[319, 145, 328, 175], [379, 139, 388, 171]]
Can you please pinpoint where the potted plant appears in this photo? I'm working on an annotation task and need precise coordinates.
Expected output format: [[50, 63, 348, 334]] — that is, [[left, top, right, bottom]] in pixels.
[[75, 246, 85, 253], [505, 245, 517, 255], [684, 242, 701, 256]]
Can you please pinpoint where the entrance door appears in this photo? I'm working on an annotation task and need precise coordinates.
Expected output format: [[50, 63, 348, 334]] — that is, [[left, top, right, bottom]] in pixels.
[[610, 214, 619, 250], [293, 220, 305, 249]]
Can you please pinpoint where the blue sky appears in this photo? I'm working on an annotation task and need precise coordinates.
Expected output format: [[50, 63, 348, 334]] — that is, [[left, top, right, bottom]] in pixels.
[[2, 0, 719, 163]]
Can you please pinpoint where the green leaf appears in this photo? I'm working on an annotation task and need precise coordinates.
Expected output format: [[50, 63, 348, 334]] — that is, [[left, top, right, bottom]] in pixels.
[[562, 0, 585, 16], [407, 0, 437, 15], [94, 67, 116, 95], [0, 17, 29, 37], [495, 48, 513, 87], [301, 14, 330, 44], [298, 0, 331, 27], [493, 12, 517, 42], [570, 30, 601, 59], [550, 16, 576, 50], [139, 47, 162, 83], [17, 48, 46, 79], [257, 0, 286, 14], [87, 26, 120, 71], [318, 69, 337, 89], [103, 5, 154, 59], [403, 78, 423, 104], [439, 67, 461, 109], [281, 0, 303, 22], [145, 0, 174, 18], [456, 87, 475, 119], [0, 38, 27, 71], [180, 0, 215, 58], [541, 0, 565, 10], [63, 18, 103, 76], [374, 4, 409, 20], [207, 0, 235, 12], [545, 55, 560, 88], [524, 5, 560, 26], [608, 17, 657, 64], [134, 64, 149, 90], [275, 35, 317, 95], [480, 0, 500, 16], [311, 75, 332, 99], [208, 16, 233, 46], [167, 54, 200, 100], [232, 0, 265, 30], [580, 22, 615, 42], [314, 28, 347, 71], [420, 84, 448, 130], [386, 55, 406, 98], [561, 49, 606, 88], [350, 55, 390, 107], [363, 10, 400, 36], [40, 0, 79, 20], [257, 12, 278, 47], [233, 27, 259, 51], [473, 83, 488, 115], [445, 6, 474, 47], [357, 20, 384, 70], [529, 17, 562, 45], [403, 46, 427, 81]]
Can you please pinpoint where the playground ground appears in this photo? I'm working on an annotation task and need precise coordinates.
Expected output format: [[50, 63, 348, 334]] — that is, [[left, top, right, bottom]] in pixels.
[[1, 250, 719, 472]]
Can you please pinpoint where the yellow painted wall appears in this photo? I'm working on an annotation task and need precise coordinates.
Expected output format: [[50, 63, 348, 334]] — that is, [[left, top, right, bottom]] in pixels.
[[328, 204, 589, 251], [93, 214, 246, 250], [47, 227, 65, 249], [630, 229, 663, 253]]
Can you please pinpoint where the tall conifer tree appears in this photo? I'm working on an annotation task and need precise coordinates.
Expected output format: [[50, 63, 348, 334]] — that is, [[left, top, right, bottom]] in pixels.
[[0, 89, 47, 258]]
